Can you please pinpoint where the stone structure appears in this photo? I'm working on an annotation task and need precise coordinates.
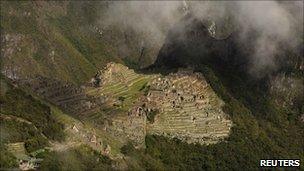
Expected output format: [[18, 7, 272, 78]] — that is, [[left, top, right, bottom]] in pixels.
[[87, 63, 233, 146], [105, 106, 147, 148], [14, 62, 233, 148], [144, 69, 233, 144], [86, 63, 152, 148]]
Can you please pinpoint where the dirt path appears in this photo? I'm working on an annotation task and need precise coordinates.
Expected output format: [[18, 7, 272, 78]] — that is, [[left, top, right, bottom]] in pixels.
[[0, 114, 33, 125]]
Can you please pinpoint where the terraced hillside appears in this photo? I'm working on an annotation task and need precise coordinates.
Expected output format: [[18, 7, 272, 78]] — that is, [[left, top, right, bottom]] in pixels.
[[1, 61, 233, 168], [0, 75, 129, 169], [145, 70, 232, 144], [84, 63, 232, 146], [84, 63, 155, 148], [6, 142, 27, 160], [85, 62, 154, 111], [19, 76, 102, 117], [50, 107, 125, 159]]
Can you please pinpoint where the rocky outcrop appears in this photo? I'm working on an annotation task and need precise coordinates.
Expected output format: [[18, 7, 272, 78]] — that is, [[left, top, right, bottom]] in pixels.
[[270, 74, 304, 109]]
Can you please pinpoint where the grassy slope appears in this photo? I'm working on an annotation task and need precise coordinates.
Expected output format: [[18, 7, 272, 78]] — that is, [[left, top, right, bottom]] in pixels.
[[0, 77, 65, 142], [0, 2, 87, 84], [1, 1, 127, 85], [1, 1, 153, 85], [40, 145, 113, 171], [143, 66, 304, 170], [0, 76, 65, 168], [0, 76, 122, 169]]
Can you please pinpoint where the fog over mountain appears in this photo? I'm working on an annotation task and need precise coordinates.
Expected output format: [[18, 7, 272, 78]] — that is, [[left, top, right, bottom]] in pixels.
[[101, 1, 303, 76], [1, 1, 303, 170]]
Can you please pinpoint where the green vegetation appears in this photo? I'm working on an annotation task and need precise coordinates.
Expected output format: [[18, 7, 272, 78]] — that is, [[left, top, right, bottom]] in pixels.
[[0, 78, 65, 143], [1, 1, 158, 85], [0, 76, 65, 167], [0, 119, 48, 152], [0, 143, 17, 169], [118, 96, 126, 102], [40, 145, 113, 171], [24, 137, 49, 153], [86, 64, 153, 114], [1, 1, 124, 85], [120, 142, 165, 170], [123, 57, 140, 70], [143, 65, 304, 170]]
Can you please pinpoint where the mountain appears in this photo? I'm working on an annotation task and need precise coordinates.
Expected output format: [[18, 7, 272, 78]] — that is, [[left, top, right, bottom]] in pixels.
[[1, 1, 303, 170]]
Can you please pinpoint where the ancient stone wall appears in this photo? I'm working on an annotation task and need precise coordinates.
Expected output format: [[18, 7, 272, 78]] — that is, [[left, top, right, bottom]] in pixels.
[[144, 69, 232, 145], [87, 63, 233, 146]]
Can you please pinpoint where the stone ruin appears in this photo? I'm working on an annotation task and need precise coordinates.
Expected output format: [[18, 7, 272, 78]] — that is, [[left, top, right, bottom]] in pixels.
[[86, 63, 233, 146], [86, 63, 152, 148], [105, 106, 147, 148], [88, 62, 140, 88], [16, 62, 233, 149], [143, 69, 233, 145]]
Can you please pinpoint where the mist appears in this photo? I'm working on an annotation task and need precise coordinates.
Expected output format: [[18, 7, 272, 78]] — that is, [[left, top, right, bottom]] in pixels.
[[100, 1, 303, 76], [101, 1, 184, 48]]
